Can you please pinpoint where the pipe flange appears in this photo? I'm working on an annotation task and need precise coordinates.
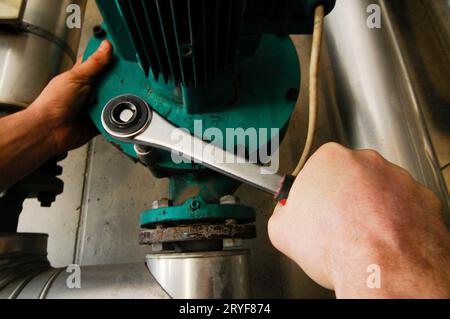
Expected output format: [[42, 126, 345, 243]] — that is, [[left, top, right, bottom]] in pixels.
[[139, 223, 256, 245]]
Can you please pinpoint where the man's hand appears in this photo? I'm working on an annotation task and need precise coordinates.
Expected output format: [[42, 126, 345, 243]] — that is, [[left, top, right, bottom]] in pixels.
[[269, 143, 450, 298], [29, 40, 113, 155], [0, 40, 113, 191]]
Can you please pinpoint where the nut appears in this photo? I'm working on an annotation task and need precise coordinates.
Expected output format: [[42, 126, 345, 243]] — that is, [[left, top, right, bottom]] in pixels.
[[223, 238, 243, 248], [151, 243, 163, 252], [220, 195, 240, 205], [152, 198, 170, 209]]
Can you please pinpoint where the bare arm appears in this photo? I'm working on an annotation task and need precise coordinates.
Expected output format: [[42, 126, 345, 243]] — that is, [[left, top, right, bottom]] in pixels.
[[0, 40, 113, 191], [269, 143, 450, 299]]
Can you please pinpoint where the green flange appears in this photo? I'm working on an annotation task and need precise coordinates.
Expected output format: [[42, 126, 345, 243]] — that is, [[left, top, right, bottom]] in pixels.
[[140, 197, 255, 228]]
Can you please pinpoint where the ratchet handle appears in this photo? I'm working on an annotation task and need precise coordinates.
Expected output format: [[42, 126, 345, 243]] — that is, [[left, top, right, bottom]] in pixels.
[[275, 175, 296, 204]]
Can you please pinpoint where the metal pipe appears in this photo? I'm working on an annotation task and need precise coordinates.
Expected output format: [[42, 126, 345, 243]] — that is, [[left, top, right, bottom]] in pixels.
[[146, 250, 252, 299], [15, 263, 170, 299], [1, 234, 251, 299], [0, 0, 87, 113], [0, 234, 169, 299], [321, 0, 449, 220]]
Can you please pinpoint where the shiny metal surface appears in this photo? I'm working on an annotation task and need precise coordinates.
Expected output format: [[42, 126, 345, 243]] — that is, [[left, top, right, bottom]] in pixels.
[[103, 99, 284, 196], [321, 0, 449, 217], [0, 0, 26, 22], [147, 250, 252, 299], [0, 233, 51, 299], [16, 263, 169, 299], [0, 233, 169, 299], [22, 0, 86, 54], [0, 0, 87, 111], [0, 233, 48, 254], [387, 0, 450, 189]]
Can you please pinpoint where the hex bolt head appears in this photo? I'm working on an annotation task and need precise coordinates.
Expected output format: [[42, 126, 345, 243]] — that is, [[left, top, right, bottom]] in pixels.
[[152, 198, 170, 209], [134, 144, 153, 156], [38, 192, 56, 208], [190, 200, 201, 211], [225, 219, 238, 225], [220, 195, 239, 205], [151, 243, 163, 252], [223, 238, 243, 248]]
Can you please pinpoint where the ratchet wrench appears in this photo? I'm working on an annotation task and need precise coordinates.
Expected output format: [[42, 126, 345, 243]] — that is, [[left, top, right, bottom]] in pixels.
[[101, 95, 295, 202]]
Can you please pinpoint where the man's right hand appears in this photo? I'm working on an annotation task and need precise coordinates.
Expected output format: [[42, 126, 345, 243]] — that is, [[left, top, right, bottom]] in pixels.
[[269, 143, 450, 298]]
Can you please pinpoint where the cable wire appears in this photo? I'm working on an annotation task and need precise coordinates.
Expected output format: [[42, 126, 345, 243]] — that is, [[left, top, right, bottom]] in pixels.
[[292, 5, 325, 177]]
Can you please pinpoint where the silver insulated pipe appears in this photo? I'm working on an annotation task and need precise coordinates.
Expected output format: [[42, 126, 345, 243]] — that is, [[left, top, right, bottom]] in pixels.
[[321, 0, 449, 221], [0, 0, 87, 114], [0, 234, 251, 299]]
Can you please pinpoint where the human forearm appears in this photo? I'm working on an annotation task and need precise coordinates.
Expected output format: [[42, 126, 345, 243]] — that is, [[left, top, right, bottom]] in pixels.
[[0, 107, 56, 191], [330, 232, 450, 299], [0, 41, 113, 192]]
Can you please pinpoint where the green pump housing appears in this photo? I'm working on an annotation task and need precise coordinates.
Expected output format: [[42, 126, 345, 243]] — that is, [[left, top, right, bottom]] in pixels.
[[84, 0, 335, 248]]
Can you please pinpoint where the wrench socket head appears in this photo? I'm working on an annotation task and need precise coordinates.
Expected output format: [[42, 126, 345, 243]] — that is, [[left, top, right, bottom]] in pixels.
[[102, 95, 152, 138]]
